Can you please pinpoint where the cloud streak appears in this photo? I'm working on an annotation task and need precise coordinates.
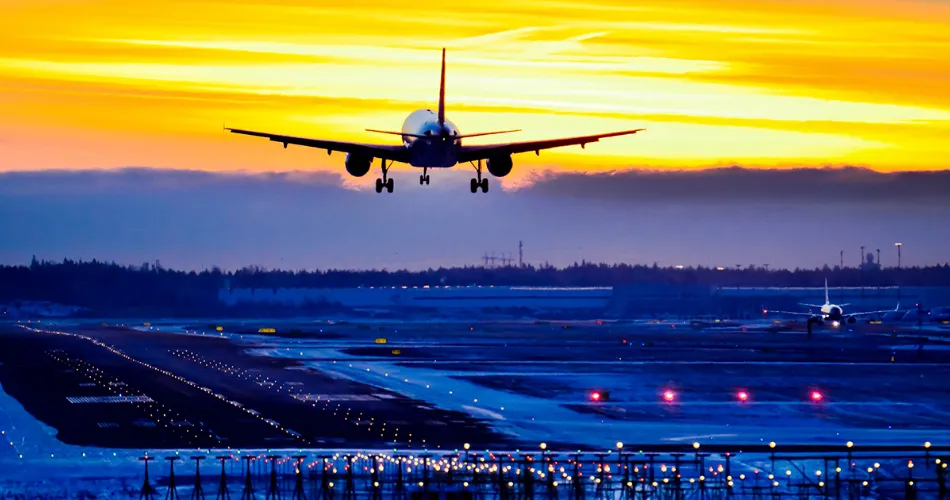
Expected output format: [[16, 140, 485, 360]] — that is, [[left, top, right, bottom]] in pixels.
[[521, 167, 950, 203], [1, 0, 949, 172]]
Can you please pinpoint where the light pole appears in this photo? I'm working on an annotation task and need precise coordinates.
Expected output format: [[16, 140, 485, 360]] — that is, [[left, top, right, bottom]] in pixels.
[[860, 245, 865, 297], [895, 242, 903, 301]]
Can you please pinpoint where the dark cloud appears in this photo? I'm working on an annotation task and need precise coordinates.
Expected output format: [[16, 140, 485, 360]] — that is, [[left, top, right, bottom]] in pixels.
[[7, 166, 949, 204], [0, 167, 947, 271], [522, 166, 950, 204]]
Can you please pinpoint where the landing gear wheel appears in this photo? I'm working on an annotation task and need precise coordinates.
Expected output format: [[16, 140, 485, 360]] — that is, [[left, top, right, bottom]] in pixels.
[[377, 158, 394, 193], [420, 175, 430, 185], [425, 175, 430, 185], [469, 159, 489, 194]]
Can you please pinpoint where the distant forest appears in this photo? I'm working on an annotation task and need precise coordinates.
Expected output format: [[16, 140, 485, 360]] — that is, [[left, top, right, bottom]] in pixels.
[[1, 257, 949, 317]]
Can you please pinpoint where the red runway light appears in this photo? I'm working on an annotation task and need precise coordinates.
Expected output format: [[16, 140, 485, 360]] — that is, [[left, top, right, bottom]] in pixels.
[[811, 390, 824, 402], [590, 392, 601, 401], [663, 390, 676, 402], [737, 391, 749, 402]]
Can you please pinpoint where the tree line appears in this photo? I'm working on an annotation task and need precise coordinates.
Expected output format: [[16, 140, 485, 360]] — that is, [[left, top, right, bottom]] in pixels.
[[1, 257, 948, 316]]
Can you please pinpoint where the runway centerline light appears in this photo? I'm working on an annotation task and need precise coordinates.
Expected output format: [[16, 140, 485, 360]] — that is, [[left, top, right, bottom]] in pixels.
[[737, 390, 749, 402], [811, 390, 824, 402], [663, 390, 676, 402]]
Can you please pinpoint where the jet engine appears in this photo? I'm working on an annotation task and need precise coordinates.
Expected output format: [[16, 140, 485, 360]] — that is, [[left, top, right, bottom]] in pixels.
[[486, 155, 513, 177], [345, 153, 373, 177]]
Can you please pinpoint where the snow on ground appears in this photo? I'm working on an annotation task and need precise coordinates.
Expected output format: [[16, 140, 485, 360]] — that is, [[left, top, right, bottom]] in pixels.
[[249, 343, 950, 448], [2, 320, 947, 496]]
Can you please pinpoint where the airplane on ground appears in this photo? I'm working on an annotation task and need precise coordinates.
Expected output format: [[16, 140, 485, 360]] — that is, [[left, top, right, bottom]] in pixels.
[[226, 49, 644, 193], [765, 279, 899, 328]]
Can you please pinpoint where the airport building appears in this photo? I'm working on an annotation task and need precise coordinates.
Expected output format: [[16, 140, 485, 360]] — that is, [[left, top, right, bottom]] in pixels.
[[217, 283, 950, 319]]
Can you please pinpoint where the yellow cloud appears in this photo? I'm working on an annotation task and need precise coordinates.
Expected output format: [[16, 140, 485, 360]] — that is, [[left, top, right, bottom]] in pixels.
[[1, 0, 949, 173]]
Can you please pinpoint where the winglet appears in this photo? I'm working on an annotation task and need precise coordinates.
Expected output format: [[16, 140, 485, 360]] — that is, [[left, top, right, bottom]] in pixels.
[[437, 48, 446, 125]]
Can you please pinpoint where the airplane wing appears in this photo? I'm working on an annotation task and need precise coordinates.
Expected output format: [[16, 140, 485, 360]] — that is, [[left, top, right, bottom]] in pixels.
[[765, 310, 818, 318], [846, 307, 901, 318], [226, 128, 410, 162], [457, 129, 644, 163]]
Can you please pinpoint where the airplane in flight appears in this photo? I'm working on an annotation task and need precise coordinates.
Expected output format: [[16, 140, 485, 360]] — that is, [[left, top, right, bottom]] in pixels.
[[765, 279, 899, 328], [226, 49, 644, 193]]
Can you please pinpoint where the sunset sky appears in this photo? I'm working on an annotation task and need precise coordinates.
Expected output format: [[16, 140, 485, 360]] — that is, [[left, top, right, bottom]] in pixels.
[[3, 0, 950, 178]]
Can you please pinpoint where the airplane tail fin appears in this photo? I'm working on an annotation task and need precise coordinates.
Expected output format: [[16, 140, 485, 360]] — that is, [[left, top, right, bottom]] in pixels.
[[438, 48, 446, 125], [824, 278, 830, 305]]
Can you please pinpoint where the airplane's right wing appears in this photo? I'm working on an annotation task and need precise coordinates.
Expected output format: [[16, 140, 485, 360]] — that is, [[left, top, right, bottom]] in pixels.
[[457, 129, 644, 163], [227, 128, 410, 162], [846, 306, 902, 318]]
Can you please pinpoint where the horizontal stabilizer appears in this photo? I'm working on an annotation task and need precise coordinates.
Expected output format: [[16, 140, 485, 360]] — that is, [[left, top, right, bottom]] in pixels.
[[366, 128, 521, 140], [366, 129, 428, 139]]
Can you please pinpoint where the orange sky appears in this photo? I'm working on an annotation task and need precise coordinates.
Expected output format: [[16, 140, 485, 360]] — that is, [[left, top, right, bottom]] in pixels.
[[2, 0, 950, 176]]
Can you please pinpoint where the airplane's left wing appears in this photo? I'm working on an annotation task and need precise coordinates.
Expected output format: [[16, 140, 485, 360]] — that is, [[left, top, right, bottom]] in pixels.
[[227, 128, 410, 162], [457, 129, 644, 163], [765, 309, 817, 318]]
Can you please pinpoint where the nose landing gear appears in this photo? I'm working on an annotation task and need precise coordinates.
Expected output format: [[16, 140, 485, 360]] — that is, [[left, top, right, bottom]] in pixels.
[[419, 167, 430, 185]]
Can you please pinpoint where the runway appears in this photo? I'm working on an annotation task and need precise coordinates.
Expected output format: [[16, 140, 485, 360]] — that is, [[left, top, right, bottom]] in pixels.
[[3, 319, 949, 452]]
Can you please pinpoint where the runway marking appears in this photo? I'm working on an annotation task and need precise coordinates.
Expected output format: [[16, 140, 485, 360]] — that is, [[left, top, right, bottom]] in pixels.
[[65, 395, 153, 404], [462, 405, 505, 421], [663, 434, 738, 441], [293, 394, 378, 402]]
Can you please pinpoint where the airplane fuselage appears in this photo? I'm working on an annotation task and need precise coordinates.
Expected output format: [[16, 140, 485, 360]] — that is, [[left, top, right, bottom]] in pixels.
[[401, 109, 462, 168], [819, 304, 844, 321]]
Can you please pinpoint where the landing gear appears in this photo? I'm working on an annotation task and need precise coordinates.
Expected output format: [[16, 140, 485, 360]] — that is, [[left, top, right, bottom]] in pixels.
[[469, 160, 489, 193], [376, 159, 394, 193], [419, 167, 430, 185], [806, 317, 821, 339], [375, 178, 393, 193]]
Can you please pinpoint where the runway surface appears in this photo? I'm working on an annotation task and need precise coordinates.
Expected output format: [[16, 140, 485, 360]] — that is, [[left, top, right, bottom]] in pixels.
[[2, 319, 949, 454]]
